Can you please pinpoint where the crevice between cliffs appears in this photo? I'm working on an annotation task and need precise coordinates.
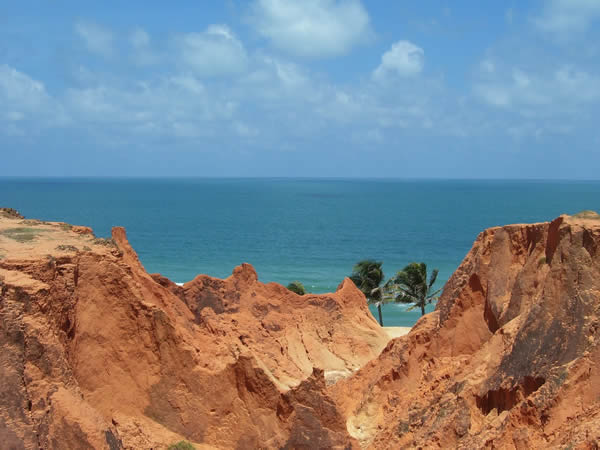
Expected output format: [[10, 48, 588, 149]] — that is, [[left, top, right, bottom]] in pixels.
[[475, 376, 546, 415]]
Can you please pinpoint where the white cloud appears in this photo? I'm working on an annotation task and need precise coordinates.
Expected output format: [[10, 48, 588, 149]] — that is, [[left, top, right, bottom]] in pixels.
[[373, 40, 424, 81], [0, 64, 47, 107], [168, 75, 205, 94], [256, 55, 308, 88], [0, 65, 68, 133], [534, 0, 600, 35], [130, 28, 150, 48], [51, 44, 446, 149], [176, 25, 248, 76], [75, 21, 114, 57], [248, 0, 371, 58], [475, 64, 600, 113], [12, 17, 578, 150], [474, 84, 512, 107], [65, 86, 119, 116], [129, 27, 160, 65], [554, 65, 600, 101], [62, 68, 244, 141], [512, 69, 531, 88]]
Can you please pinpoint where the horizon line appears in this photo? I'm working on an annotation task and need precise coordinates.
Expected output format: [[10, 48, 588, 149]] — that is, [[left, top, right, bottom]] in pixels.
[[1, 175, 600, 182]]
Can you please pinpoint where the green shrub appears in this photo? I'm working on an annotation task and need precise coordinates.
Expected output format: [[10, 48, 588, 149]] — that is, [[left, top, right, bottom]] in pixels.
[[93, 237, 116, 247], [0, 227, 44, 243], [572, 210, 600, 220], [538, 256, 547, 267], [0, 208, 24, 219], [287, 281, 306, 295], [45, 254, 56, 269], [56, 244, 78, 252], [19, 219, 43, 226], [167, 441, 195, 450]]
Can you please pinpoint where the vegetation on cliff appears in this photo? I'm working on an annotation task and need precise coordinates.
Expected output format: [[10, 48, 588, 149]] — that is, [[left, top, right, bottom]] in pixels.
[[286, 280, 306, 295]]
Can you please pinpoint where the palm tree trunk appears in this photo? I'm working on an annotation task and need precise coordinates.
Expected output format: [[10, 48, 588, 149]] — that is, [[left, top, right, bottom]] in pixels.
[[421, 303, 425, 316], [377, 304, 384, 326]]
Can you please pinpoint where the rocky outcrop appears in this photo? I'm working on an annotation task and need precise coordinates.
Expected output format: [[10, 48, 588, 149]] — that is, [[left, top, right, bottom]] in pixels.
[[3, 209, 600, 449], [0, 212, 388, 449], [331, 214, 600, 449]]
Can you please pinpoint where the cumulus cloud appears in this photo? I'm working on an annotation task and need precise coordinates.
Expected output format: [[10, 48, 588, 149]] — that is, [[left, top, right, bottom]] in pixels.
[[0, 48, 454, 148], [248, 0, 371, 58], [175, 25, 248, 76], [373, 40, 424, 81], [75, 21, 114, 57], [475, 63, 600, 113], [534, 0, 600, 35], [5, 3, 600, 177], [63, 80, 217, 140], [60, 54, 308, 139], [0, 65, 68, 133], [0, 64, 48, 108], [15, 10, 597, 152], [4, 16, 449, 148], [250, 54, 309, 89]]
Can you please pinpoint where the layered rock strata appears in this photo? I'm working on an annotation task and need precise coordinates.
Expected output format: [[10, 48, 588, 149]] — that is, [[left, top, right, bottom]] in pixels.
[[2, 207, 600, 449], [331, 213, 600, 449], [0, 209, 388, 449]]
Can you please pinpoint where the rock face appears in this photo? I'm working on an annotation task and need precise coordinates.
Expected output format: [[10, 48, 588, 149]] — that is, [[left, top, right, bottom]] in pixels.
[[157, 265, 386, 389], [3, 210, 600, 449], [331, 214, 600, 449], [0, 212, 388, 449]]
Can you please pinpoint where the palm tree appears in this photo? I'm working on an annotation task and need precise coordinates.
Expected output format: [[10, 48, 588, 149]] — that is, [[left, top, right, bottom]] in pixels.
[[349, 260, 386, 326], [389, 262, 441, 316]]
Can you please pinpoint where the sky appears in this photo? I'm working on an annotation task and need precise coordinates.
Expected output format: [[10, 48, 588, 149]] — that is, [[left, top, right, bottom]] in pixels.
[[1, 0, 600, 178]]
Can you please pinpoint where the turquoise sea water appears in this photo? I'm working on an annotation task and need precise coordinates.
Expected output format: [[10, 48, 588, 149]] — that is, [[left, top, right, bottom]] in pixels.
[[1, 178, 599, 326]]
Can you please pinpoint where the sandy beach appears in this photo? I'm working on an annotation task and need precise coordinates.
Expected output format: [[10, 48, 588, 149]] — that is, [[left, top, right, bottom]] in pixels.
[[383, 326, 411, 339]]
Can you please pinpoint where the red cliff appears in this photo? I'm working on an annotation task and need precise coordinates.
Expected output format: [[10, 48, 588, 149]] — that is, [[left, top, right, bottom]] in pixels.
[[2, 208, 600, 449], [0, 211, 388, 449], [331, 213, 600, 449]]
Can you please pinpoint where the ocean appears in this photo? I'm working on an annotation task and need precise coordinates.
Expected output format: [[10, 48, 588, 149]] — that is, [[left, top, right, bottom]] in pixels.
[[1, 178, 599, 326]]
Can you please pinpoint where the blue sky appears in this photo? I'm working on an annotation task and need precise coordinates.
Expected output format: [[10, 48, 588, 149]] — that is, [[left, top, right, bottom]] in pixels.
[[1, 0, 600, 178]]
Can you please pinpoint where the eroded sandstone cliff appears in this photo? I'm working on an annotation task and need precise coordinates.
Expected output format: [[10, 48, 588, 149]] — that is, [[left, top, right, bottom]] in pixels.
[[331, 213, 600, 449], [0, 208, 388, 449], [2, 208, 600, 449]]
